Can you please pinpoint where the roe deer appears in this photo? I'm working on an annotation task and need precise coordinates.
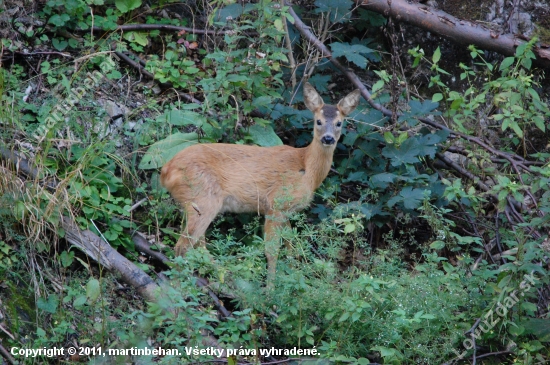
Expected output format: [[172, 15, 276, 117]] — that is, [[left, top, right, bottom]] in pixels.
[[160, 83, 361, 280]]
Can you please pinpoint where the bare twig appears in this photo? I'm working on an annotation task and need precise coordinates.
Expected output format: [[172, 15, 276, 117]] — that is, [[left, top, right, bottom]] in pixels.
[[281, 0, 297, 88], [0, 324, 15, 341], [435, 152, 491, 192], [475, 350, 513, 360], [113, 50, 154, 79], [128, 197, 148, 212], [0, 342, 16, 365], [89, 24, 234, 35]]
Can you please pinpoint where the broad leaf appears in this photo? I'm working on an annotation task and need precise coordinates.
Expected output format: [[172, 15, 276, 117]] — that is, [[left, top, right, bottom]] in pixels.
[[115, 0, 141, 13], [387, 186, 428, 210], [330, 42, 375, 69], [163, 109, 206, 127], [314, 0, 353, 23], [248, 124, 283, 147], [398, 99, 440, 127], [37, 295, 59, 314], [522, 319, 550, 341], [139, 132, 206, 170], [382, 138, 422, 166], [86, 279, 101, 301], [215, 3, 255, 23]]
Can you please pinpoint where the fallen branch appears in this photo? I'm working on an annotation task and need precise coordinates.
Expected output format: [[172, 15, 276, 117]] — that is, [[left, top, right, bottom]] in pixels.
[[90, 24, 235, 35], [358, 0, 550, 68], [0, 342, 16, 365], [61, 216, 162, 301], [113, 50, 154, 79], [0, 147, 58, 190]]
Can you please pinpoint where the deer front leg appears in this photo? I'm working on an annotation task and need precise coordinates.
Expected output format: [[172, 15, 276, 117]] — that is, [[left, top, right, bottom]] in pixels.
[[264, 210, 291, 285]]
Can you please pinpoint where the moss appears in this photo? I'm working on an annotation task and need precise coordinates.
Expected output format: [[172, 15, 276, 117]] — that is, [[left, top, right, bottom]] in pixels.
[[437, 0, 494, 22], [534, 24, 550, 44], [4, 279, 36, 337]]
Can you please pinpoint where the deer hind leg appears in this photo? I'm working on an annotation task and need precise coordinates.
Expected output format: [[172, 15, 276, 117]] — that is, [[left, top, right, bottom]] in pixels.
[[264, 210, 291, 284], [174, 197, 223, 257]]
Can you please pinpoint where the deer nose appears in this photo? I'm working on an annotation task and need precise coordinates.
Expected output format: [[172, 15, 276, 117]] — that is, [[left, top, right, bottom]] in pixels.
[[321, 135, 335, 145]]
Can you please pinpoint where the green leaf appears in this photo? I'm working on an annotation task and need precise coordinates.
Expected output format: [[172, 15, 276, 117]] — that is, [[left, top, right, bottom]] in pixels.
[[60, 250, 74, 268], [344, 223, 355, 234], [226, 74, 249, 83], [314, 0, 353, 23], [123, 31, 148, 46], [382, 138, 422, 166], [49, 14, 70, 27], [371, 79, 384, 94], [139, 132, 204, 170], [330, 42, 375, 68], [432, 93, 443, 102], [430, 241, 445, 250], [432, 47, 441, 63], [115, 0, 141, 13], [357, 8, 386, 27], [215, 3, 255, 23], [339, 312, 350, 322], [498, 57, 515, 71], [247, 124, 283, 147], [52, 38, 68, 51], [511, 122, 524, 138], [398, 99, 440, 126], [37, 295, 59, 314], [73, 295, 87, 307], [274, 18, 284, 32], [387, 186, 428, 210], [185, 67, 200, 74], [164, 109, 206, 127], [86, 279, 101, 302], [522, 319, 550, 341], [532, 115, 546, 132]]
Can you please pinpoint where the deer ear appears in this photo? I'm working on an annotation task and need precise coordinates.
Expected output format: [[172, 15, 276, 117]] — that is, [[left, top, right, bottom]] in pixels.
[[303, 82, 324, 112], [337, 89, 361, 116]]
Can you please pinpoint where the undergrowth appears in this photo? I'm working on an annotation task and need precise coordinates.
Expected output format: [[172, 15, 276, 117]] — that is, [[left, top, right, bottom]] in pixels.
[[0, 0, 549, 364]]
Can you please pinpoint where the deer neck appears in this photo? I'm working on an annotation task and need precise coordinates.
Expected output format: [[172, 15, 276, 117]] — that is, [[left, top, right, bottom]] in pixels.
[[304, 138, 335, 190]]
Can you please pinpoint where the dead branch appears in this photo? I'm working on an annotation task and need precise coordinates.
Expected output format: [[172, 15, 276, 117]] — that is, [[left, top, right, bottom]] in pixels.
[[90, 24, 235, 35], [358, 0, 550, 68], [0, 147, 58, 190], [61, 216, 162, 301], [113, 50, 154, 79], [0, 342, 16, 365]]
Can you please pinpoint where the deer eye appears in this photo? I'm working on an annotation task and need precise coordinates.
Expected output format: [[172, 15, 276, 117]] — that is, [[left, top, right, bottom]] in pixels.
[[336, 121, 342, 127], [316, 120, 322, 126]]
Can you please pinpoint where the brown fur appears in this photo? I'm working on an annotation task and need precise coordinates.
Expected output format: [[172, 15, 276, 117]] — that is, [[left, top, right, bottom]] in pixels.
[[160, 83, 361, 281]]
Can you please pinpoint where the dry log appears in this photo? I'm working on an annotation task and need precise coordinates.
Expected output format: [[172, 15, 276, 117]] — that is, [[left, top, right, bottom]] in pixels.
[[60, 216, 162, 301], [359, 0, 550, 68]]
